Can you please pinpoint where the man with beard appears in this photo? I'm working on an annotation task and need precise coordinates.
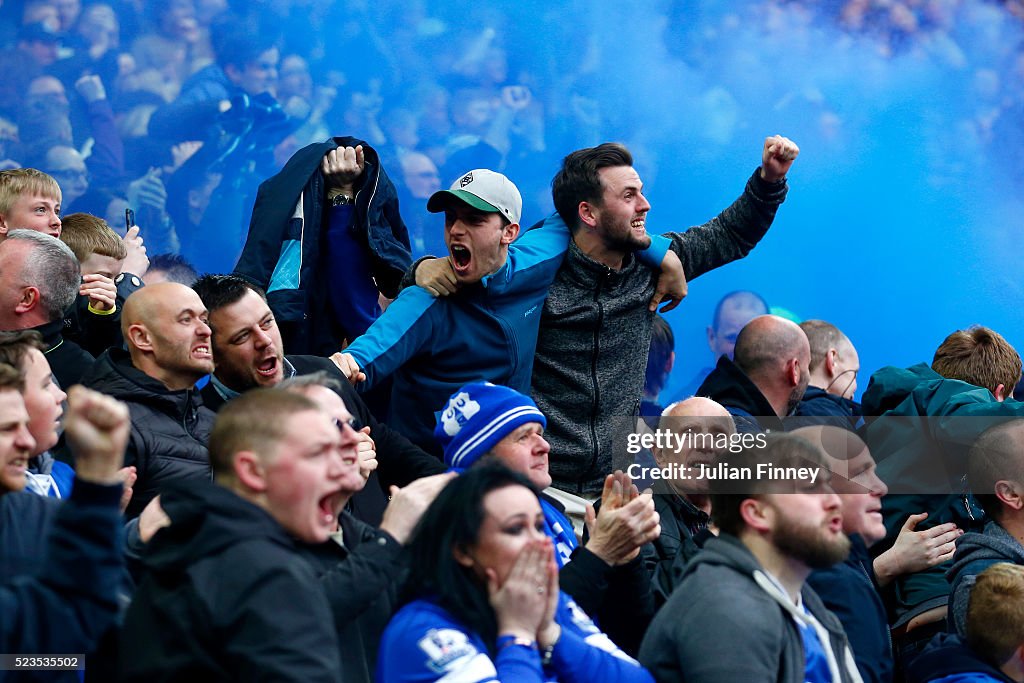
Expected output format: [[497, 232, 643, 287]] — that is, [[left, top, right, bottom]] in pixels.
[[331, 168, 686, 454], [82, 283, 216, 518], [411, 138, 796, 496], [639, 433, 862, 683], [697, 314, 812, 433]]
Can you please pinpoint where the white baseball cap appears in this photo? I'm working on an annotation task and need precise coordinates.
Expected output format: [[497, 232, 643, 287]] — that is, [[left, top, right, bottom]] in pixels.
[[427, 169, 522, 225]]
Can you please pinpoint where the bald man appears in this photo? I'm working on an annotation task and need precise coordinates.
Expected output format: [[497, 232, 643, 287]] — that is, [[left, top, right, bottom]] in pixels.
[[792, 320, 863, 430], [643, 396, 735, 602], [696, 314, 811, 433], [82, 283, 216, 517]]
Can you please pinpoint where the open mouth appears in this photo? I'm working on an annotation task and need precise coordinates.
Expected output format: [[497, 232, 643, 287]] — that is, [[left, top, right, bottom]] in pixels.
[[256, 356, 279, 378], [192, 345, 212, 360], [827, 516, 844, 533], [317, 490, 347, 525], [630, 217, 645, 232], [450, 245, 472, 274]]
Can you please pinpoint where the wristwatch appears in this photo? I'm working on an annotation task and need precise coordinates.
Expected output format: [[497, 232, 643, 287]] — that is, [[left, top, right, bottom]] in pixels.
[[331, 193, 354, 206]]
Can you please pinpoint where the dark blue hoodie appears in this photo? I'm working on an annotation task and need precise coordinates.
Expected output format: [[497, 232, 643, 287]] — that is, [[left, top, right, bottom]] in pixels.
[[906, 633, 1015, 683]]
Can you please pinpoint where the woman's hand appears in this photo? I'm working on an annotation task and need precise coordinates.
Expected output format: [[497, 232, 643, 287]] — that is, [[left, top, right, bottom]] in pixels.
[[488, 539, 553, 641]]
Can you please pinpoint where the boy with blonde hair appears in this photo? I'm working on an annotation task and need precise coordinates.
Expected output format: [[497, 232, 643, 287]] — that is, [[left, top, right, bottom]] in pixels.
[[58, 212, 147, 355], [60, 212, 127, 279], [0, 168, 62, 240]]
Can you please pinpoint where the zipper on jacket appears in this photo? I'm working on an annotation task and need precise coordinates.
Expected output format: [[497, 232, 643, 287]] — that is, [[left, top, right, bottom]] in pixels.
[[583, 269, 609, 492]]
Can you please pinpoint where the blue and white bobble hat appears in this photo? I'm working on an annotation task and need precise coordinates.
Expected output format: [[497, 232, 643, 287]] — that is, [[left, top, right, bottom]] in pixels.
[[435, 382, 547, 471]]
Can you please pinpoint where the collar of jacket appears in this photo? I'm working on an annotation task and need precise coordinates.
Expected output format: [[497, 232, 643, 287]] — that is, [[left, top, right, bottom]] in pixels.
[[32, 318, 65, 349], [698, 356, 783, 429], [653, 479, 710, 528], [562, 240, 639, 286], [88, 348, 203, 413]]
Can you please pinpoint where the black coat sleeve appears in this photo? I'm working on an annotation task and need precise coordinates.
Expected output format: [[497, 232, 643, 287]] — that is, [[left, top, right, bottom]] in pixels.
[[311, 529, 406, 626], [558, 546, 612, 620]]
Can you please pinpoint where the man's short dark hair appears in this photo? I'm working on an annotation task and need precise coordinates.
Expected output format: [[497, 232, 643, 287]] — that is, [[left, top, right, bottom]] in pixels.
[[193, 274, 267, 316], [149, 253, 199, 286], [0, 362, 25, 393], [968, 419, 1024, 520], [0, 330, 45, 372], [932, 326, 1022, 397], [210, 24, 277, 70], [710, 433, 827, 536], [551, 142, 632, 232]]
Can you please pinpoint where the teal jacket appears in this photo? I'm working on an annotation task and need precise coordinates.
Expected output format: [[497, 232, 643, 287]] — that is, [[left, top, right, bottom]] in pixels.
[[861, 363, 1024, 624]]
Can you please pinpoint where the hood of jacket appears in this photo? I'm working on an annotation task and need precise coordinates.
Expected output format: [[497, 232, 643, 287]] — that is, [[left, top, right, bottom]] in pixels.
[[905, 633, 1015, 683], [696, 356, 781, 429], [687, 534, 848, 633], [82, 348, 204, 417], [144, 479, 296, 573], [948, 521, 1024, 582], [861, 363, 998, 418]]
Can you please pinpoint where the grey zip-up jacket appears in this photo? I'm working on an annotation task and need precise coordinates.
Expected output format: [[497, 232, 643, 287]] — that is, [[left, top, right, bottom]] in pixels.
[[532, 169, 788, 495], [639, 534, 863, 683]]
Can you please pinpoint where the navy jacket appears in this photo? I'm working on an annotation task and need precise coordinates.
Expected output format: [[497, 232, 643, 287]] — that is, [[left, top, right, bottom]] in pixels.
[[0, 482, 124, 681], [807, 534, 893, 683], [235, 136, 411, 355], [906, 634, 1015, 683], [792, 386, 863, 431]]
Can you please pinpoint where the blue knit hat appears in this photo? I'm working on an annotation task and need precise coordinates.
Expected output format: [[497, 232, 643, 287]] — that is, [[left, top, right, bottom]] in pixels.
[[435, 382, 547, 471]]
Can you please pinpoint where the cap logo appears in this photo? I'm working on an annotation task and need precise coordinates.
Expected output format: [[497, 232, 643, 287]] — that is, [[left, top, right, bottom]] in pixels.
[[440, 391, 481, 436], [459, 172, 474, 188]]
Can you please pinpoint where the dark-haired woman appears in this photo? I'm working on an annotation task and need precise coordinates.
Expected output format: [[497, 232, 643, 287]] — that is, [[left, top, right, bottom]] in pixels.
[[377, 463, 654, 682]]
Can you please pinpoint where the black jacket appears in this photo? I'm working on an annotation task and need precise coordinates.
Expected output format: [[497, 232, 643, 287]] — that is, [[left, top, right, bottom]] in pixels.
[[82, 349, 215, 519], [534, 170, 787, 496], [1, 482, 124, 683], [200, 354, 445, 525], [119, 481, 342, 682], [297, 512, 405, 683], [63, 273, 145, 358], [640, 482, 710, 605], [33, 318, 96, 390], [234, 136, 411, 355], [696, 355, 784, 432]]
